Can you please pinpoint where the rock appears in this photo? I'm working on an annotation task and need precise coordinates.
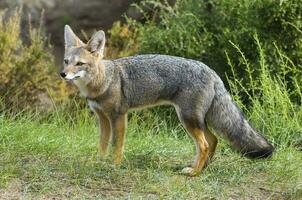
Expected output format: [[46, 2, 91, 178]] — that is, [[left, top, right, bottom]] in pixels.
[[0, 0, 133, 64]]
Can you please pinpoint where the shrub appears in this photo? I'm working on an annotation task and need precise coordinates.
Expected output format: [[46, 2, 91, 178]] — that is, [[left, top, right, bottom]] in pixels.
[[129, 0, 302, 84], [0, 10, 70, 112], [227, 36, 302, 149], [106, 20, 140, 59]]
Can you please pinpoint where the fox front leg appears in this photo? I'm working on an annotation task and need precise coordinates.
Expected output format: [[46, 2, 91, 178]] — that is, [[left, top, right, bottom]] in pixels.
[[110, 113, 127, 166], [96, 111, 111, 159]]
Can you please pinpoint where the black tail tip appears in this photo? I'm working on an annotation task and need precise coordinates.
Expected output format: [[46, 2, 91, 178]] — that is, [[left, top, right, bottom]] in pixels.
[[244, 145, 274, 159]]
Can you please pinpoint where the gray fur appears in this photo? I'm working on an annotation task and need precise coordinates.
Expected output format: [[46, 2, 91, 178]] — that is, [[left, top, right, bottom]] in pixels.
[[97, 54, 274, 157]]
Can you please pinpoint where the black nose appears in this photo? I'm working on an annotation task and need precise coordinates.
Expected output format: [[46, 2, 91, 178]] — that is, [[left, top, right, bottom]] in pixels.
[[60, 72, 66, 78]]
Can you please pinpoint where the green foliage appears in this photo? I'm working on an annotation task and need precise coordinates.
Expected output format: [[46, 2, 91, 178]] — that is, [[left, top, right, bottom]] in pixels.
[[0, 4, 301, 198], [1, 15, 301, 197], [106, 21, 140, 59], [226, 36, 302, 149], [0, 10, 70, 112], [130, 0, 302, 82]]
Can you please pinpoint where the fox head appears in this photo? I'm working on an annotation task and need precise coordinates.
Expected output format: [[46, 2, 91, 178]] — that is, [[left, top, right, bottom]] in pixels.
[[60, 25, 106, 83]]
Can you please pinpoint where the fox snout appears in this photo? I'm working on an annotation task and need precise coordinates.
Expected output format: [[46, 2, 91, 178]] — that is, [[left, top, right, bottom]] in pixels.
[[60, 72, 67, 78], [60, 67, 86, 80]]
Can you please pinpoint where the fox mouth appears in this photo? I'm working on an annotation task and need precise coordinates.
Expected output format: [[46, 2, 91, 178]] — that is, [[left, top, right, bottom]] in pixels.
[[62, 70, 86, 80], [72, 75, 81, 80]]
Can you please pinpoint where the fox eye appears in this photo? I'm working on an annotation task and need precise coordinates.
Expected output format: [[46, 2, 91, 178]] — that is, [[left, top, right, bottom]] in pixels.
[[64, 59, 68, 65], [76, 61, 86, 66]]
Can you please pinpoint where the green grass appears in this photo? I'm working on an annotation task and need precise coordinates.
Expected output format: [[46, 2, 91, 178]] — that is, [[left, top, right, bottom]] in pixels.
[[0, 108, 301, 199], [0, 22, 301, 199], [1, 40, 302, 200]]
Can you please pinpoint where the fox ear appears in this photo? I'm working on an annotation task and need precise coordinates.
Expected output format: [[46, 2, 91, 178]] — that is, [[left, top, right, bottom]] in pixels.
[[86, 30, 106, 58], [64, 25, 84, 48]]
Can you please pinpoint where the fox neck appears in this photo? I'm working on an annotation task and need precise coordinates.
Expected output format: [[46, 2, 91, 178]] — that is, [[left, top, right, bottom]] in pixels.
[[74, 60, 114, 99], [73, 79, 89, 97]]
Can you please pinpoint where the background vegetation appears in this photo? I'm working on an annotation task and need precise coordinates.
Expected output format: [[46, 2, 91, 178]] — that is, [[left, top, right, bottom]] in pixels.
[[124, 0, 302, 83], [0, 10, 71, 112], [0, 0, 301, 199]]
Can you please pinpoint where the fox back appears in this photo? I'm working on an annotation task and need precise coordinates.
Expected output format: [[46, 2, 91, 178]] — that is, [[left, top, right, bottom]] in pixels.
[[114, 54, 218, 109]]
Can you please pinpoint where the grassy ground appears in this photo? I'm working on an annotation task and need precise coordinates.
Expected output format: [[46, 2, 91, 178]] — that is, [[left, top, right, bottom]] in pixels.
[[0, 108, 301, 200]]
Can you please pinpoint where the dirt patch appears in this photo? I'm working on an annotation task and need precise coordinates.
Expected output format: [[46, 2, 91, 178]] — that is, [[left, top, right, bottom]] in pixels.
[[0, 179, 24, 200]]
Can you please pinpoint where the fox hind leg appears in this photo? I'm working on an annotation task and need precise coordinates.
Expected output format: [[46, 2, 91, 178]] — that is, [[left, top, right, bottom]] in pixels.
[[176, 109, 209, 176], [204, 125, 218, 166], [183, 127, 209, 176]]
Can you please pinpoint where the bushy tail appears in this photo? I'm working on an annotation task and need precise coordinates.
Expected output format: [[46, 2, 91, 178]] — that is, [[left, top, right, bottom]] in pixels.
[[206, 81, 274, 158]]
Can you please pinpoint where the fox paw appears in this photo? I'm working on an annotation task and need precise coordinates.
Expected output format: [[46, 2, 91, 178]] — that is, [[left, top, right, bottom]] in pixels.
[[181, 167, 199, 176]]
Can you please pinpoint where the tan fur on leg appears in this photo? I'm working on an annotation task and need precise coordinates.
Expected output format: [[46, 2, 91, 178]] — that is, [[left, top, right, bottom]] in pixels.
[[204, 126, 218, 164], [182, 127, 209, 176], [111, 114, 127, 166], [97, 111, 111, 159]]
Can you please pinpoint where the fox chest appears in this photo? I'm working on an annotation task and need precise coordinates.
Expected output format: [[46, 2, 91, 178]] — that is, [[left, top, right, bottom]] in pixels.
[[88, 100, 102, 113]]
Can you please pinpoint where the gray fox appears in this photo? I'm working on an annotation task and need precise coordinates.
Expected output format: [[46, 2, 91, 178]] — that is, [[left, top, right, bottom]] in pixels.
[[60, 25, 274, 176]]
